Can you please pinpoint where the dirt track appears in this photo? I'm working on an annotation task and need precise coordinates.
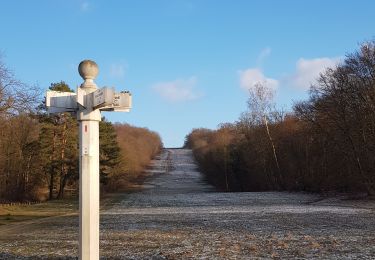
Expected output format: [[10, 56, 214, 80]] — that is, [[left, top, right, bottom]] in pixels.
[[1, 149, 375, 259]]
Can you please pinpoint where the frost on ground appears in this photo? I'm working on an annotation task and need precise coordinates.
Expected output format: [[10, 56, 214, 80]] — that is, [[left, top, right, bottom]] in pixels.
[[0, 149, 375, 259]]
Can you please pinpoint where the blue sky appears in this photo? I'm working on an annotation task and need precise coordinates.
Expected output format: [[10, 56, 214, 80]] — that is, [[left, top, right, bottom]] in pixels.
[[1, 0, 374, 147]]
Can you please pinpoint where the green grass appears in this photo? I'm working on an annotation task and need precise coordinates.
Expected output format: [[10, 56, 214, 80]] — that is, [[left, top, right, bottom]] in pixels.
[[1, 199, 78, 216], [0, 198, 79, 226], [0, 193, 125, 226], [0, 214, 47, 225]]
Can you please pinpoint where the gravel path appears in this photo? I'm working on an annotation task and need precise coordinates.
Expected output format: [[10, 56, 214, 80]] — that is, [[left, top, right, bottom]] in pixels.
[[1, 149, 375, 259]]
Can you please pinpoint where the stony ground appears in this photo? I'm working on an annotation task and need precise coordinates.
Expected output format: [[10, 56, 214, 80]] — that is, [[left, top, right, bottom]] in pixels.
[[1, 149, 375, 259]]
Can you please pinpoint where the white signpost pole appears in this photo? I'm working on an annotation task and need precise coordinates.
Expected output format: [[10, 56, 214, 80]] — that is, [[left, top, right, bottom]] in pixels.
[[77, 60, 101, 260], [45, 59, 132, 260]]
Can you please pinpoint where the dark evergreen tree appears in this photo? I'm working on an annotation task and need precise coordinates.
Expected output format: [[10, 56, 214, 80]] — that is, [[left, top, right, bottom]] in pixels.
[[99, 118, 121, 185], [49, 81, 73, 92], [38, 81, 78, 199]]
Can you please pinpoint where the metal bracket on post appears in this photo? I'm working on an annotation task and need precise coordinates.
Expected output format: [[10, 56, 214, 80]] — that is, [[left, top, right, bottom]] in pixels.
[[45, 60, 132, 260]]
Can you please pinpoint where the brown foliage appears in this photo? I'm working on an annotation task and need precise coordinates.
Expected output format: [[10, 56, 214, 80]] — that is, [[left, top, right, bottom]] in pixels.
[[104, 123, 162, 191], [187, 41, 375, 195], [0, 115, 42, 201], [0, 56, 163, 201]]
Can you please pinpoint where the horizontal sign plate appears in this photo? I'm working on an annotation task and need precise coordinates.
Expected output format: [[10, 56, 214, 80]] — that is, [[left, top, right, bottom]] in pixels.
[[100, 91, 132, 112], [93, 87, 114, 108], [46, 91, 77, 113]]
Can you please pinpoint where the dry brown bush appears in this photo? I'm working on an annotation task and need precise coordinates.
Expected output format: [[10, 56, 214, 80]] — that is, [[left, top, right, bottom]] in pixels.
[[187, 41, 375, 195], [104, 123, 162, 191]]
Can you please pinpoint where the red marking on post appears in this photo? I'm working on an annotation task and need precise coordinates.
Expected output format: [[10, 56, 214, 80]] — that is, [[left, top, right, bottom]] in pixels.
[[85, 125, 87, 132]]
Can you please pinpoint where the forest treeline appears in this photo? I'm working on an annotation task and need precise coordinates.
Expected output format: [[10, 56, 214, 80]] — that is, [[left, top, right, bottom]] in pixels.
[[0, 60, 162, 202], [185, 41, 375, 195]]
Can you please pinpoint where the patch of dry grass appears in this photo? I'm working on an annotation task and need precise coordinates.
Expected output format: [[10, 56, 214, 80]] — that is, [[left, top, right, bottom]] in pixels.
[[0, 199, 79, 226]]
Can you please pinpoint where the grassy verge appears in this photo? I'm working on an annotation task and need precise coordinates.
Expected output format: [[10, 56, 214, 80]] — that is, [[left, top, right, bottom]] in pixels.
[[0, 193, 130, 226], [0, 198, 79, 226]]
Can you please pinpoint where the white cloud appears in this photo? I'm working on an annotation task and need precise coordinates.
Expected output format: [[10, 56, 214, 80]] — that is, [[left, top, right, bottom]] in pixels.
[[238, 55, 342, 93], [257, 47, 272, 65], [289, 57, 341, 89], [239, 68, 279, 91], [109, 64, 125, 79], [152, 77, 202, 102], [80, 2, 90, 12]]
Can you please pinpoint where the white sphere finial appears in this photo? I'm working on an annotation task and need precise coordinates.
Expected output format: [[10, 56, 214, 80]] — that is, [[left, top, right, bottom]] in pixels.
[[78, 60, 99, 80]]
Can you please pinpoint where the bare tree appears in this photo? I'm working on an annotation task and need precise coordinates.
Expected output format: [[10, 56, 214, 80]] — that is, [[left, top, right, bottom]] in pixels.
[[0, 55, 40, 117], [241, 83, 283, 187], [0, 56, 42, 201]]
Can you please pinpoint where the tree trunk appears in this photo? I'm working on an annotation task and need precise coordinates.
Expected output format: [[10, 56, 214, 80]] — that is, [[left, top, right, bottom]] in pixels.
[[264, 115, 283, 188], [49, 172, 54, 200], [57, 117, 67, 199], [57, 174, 68, 199], [224, 145, 229, 192], [49, 129, 57, 200]]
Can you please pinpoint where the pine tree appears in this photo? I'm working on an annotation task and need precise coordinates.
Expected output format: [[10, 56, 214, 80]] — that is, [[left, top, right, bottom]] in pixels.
[[99, 118, 121, 185], [38, 81, 78, 199]]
